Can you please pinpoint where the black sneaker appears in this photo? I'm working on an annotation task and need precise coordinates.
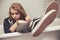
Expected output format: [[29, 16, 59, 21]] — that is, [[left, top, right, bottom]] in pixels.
[[30, 17, 41, 30], [32, 9, 57, 37]]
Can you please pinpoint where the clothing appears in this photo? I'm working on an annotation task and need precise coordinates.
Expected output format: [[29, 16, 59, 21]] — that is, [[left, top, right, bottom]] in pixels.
[[3, 17, 31, 33], [16, 22, 31, 33], [16, 18, 40, 33], [3, 18, 12, 33], [3, 17, 41, 33]]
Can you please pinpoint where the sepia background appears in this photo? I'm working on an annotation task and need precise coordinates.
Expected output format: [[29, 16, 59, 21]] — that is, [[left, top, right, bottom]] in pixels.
[[0, 0, 60, 25], [0, 0, 60, 40]]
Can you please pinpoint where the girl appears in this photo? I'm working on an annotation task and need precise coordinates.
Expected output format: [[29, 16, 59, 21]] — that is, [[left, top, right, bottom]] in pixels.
[[3, 3, 31, 33]]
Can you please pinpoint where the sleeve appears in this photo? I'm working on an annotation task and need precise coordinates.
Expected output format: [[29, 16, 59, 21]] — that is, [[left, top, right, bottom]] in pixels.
[[3, 18, 12, 33]]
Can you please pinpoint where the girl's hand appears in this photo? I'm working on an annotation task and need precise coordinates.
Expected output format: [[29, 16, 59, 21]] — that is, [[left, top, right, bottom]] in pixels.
[[25, 15, 31, 21]]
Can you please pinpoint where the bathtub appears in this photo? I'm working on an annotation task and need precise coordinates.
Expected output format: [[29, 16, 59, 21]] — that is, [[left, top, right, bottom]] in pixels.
[[0, 18, 60, 40]]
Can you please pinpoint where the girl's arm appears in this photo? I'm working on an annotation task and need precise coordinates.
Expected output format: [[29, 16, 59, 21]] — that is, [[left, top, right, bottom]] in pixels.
[[10, 15, 31, 32], [9, 22, 18, 32], [10, 20, 27, 32]]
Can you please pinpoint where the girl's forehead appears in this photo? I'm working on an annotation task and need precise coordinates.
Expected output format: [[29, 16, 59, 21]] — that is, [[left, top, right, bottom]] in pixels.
[[11, 8, 18, 13]]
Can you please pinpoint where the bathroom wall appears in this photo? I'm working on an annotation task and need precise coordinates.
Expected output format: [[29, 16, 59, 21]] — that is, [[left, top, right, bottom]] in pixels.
[[0, 0, 60, 25], [57, 0, 60, 18], [0, 0, 44, 25]]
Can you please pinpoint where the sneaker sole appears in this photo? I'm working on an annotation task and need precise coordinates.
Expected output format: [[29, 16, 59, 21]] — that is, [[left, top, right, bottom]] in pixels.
[[32, 10, 57, 37]]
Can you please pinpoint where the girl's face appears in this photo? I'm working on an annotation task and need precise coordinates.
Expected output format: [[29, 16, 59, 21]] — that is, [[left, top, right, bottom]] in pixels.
[[10, 8, 20, 21]]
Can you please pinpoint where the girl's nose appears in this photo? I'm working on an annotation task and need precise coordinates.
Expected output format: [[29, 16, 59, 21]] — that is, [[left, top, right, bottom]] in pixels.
[[13, 14, 17, 17]]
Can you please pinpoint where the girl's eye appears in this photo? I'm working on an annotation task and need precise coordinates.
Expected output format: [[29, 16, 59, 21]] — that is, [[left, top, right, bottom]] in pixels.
[[15, 13, 19, 15], [11, 13, 19, 15], [11, 13, 14, 15]]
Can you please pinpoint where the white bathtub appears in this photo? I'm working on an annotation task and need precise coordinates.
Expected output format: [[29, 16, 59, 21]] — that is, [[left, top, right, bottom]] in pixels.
[[0, 25, 4, 34], [0, 18, 60, 40]]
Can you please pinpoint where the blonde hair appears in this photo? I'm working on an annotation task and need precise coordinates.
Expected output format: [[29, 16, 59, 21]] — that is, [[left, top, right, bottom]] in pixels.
[[9, 3, 27, 20]]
